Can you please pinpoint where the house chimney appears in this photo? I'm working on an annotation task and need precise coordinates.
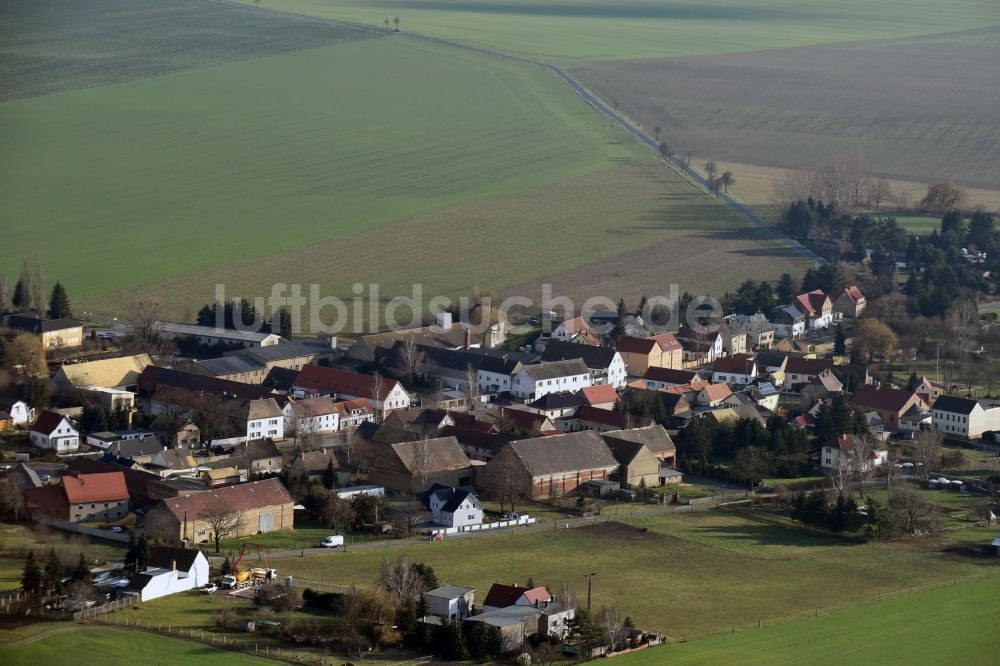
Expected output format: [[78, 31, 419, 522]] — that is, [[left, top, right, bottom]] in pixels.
[[172, 560, 177, 571], [437, 311, 453, 329], [464, 329, 472, 350]]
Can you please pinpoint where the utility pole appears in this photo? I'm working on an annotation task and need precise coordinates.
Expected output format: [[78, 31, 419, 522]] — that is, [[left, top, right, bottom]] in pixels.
[[584, 572, 597, 612]]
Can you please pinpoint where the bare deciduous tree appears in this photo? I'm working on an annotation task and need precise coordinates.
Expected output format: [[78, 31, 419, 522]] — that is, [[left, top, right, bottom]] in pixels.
[[921, 182, 966, 214], [910, 428, 942, 480], [31, 260, 46, 318], [399, 336, 424, 385], [203, 496, 242, 553], [484, 450, 526, 515], [371, 372, 385, 424], [377, 555, 426, 601], [464, 364, 480, 411], [595, 606, 629, 652], [124, 300, 174, 357], [865, 177, 892, 208], [704, 160, 718, 183], [0, 275, 9, 314]]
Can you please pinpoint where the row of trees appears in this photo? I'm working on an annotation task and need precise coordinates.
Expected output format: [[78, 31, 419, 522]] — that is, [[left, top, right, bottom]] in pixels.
[[0, 260, 72, 319], [195, 300, 292, 337]]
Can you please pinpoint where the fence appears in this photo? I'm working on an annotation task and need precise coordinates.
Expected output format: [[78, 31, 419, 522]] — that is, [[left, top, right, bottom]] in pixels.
[[688, 491, 751, 509], [430, 515, 536, 536], [33, 513, 131, 542], [73, 594, 141, 621]]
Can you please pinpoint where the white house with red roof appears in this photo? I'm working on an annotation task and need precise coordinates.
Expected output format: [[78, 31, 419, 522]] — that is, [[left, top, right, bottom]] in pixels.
[[793, 290, 834, 330], [550, 316, 601, 346], [292, 365, 410, 415], [578, 384, 619, 409], [483, 583, 554, 613], [29, 410, 79, 452]]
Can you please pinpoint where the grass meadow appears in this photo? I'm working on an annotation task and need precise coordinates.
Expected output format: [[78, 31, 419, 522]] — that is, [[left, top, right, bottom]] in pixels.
[[0, 624, 274, 665], [228, 0, 998, 64], [256, 510, 996, 638], [617, 573, 1000, 665]]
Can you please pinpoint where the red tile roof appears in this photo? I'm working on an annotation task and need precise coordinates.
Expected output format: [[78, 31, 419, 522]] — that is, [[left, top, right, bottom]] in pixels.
[[294, 366, 399, 400], [617, 333, 682, 355], [573, 405, 652, 429], [155, 478, 293, 522], [579, 384, 619, 406], [643, 367, 698, 384], [484, 583, 530, 608], [851, 386, 921, 415], [700, 383, 733, 402], [713, 354, 756, 375], [794, 290, 829, 316], [834, 285, 865, 304], [784, 357, 834, 376], [63, 472, 130, 503]]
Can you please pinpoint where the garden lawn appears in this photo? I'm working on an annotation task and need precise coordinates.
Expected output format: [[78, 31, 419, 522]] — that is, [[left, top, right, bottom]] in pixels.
[[615, 573, 1000, 665]]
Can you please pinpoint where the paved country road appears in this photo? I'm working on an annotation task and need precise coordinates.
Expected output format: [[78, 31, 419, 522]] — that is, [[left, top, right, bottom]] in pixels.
[[212, 0, 823, 266]]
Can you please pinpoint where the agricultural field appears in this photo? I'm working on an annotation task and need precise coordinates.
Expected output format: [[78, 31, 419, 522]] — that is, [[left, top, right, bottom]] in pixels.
[[0, 623, 273, 665], [573, 27, 1000, 189], [265, 510, 996, 638], [616, 573, 1000, 665], [229, 0, 998, 64], [0, 0, 376, 101], [86, 159, 808, 323]]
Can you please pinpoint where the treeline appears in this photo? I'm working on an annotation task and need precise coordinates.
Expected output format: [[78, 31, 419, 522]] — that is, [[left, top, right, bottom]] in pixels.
[[0, 258, 72, 319], [195, 299, 292, 337]]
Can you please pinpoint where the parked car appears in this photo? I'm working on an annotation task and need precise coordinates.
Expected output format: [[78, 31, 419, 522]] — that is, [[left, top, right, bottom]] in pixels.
[[201, 583, 218, 594], [39, 474, 50, 482], [107, 526, 123, 533], [320, 535, 344, 549]]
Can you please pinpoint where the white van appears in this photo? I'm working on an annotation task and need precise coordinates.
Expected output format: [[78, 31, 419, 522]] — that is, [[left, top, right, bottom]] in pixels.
[[320, 535, 344, 548]]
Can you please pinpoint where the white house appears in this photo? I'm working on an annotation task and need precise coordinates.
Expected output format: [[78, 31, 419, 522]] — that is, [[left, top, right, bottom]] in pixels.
[[512, 359, 592, 401], [424, 485, 483, 528], [770, 306, 807, 339], [123, 547, 210, 602], [550, 316, 600, 345], [0, 399, 33, 426], [293, 365, 411, 415], [243, 398, 285, 441], [711, 354, 758, 387], [424, 585, 476, 620], [794, 291, 835, 331], [821, 434, 887, 471], [282, 396, 341, 435], [932, 395, 1000, 440], [29, 410, 80, 452], [540, 340, 627, 389]]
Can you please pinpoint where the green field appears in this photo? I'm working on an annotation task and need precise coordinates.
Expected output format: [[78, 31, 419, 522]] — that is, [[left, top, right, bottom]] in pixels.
[[229, 0, 999, 64], [0, 521, 127, 591], [254, 510, 995, 638], [0, 624, 273, 665], [616, 573, 1000, 665], [0, 35, 644, 311]]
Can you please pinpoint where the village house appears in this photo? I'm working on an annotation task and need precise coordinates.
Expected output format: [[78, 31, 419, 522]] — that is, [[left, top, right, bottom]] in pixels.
[[138, 366, 276, 412], [540, 339, 627, 388], [602, 424, 676, 469], [641, 367, 705, 390], [484, 430, 619, 500], [345, 317, 472, 363], [717, 321, 749, 356], [333, 398, 377, 430], [615, 333, 684, 375], [783, 357, 835, 386], [746, 382, 780, 411], [29, 410, 80, 452], [124, 546, 210, 602], [224, 338, 339, 374], [526, 391, 585, 420], [830, 285, 866, 319], [424, 585, 476, 620], [282, 396, 341, 435], [104, 434, 163, 464], [793, 290, 835, 330], [602, 434, 660, 488], [770, 305, 807, 339], [288, 450, 339, 484], [423, 484, 483, 528], [4, 313, 83, 349], [577, 383, 620, 410], [723, 313, 775, 350], [550, 316, 601, 345], [711, 354, 758, 387], [499, 407, 557, 436], [178, 355, 269, 384], [364, 435, 473, 495], [230, 438, 283, 477], [676, 326, 724, 364], [143, 477, 294, 545], [0, 398, 34, 426], [236, 398, 285, 441], [292, 365, 411, 414], [931, 395, 1000, 440], [53, 353, 151, 409], [511, 358, 592, 401], [560, 405, 652, 433], [912, 376, 948, 405], [851, 385, 925, 431], [695, 383, 735, 408], [146, 449, 199, 477], [25, 471, 130, 523], [156, 321, 283, 348], [799, 371, 844, 405], [821, 434, 887, 471], [478, 583, 575, 644]]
